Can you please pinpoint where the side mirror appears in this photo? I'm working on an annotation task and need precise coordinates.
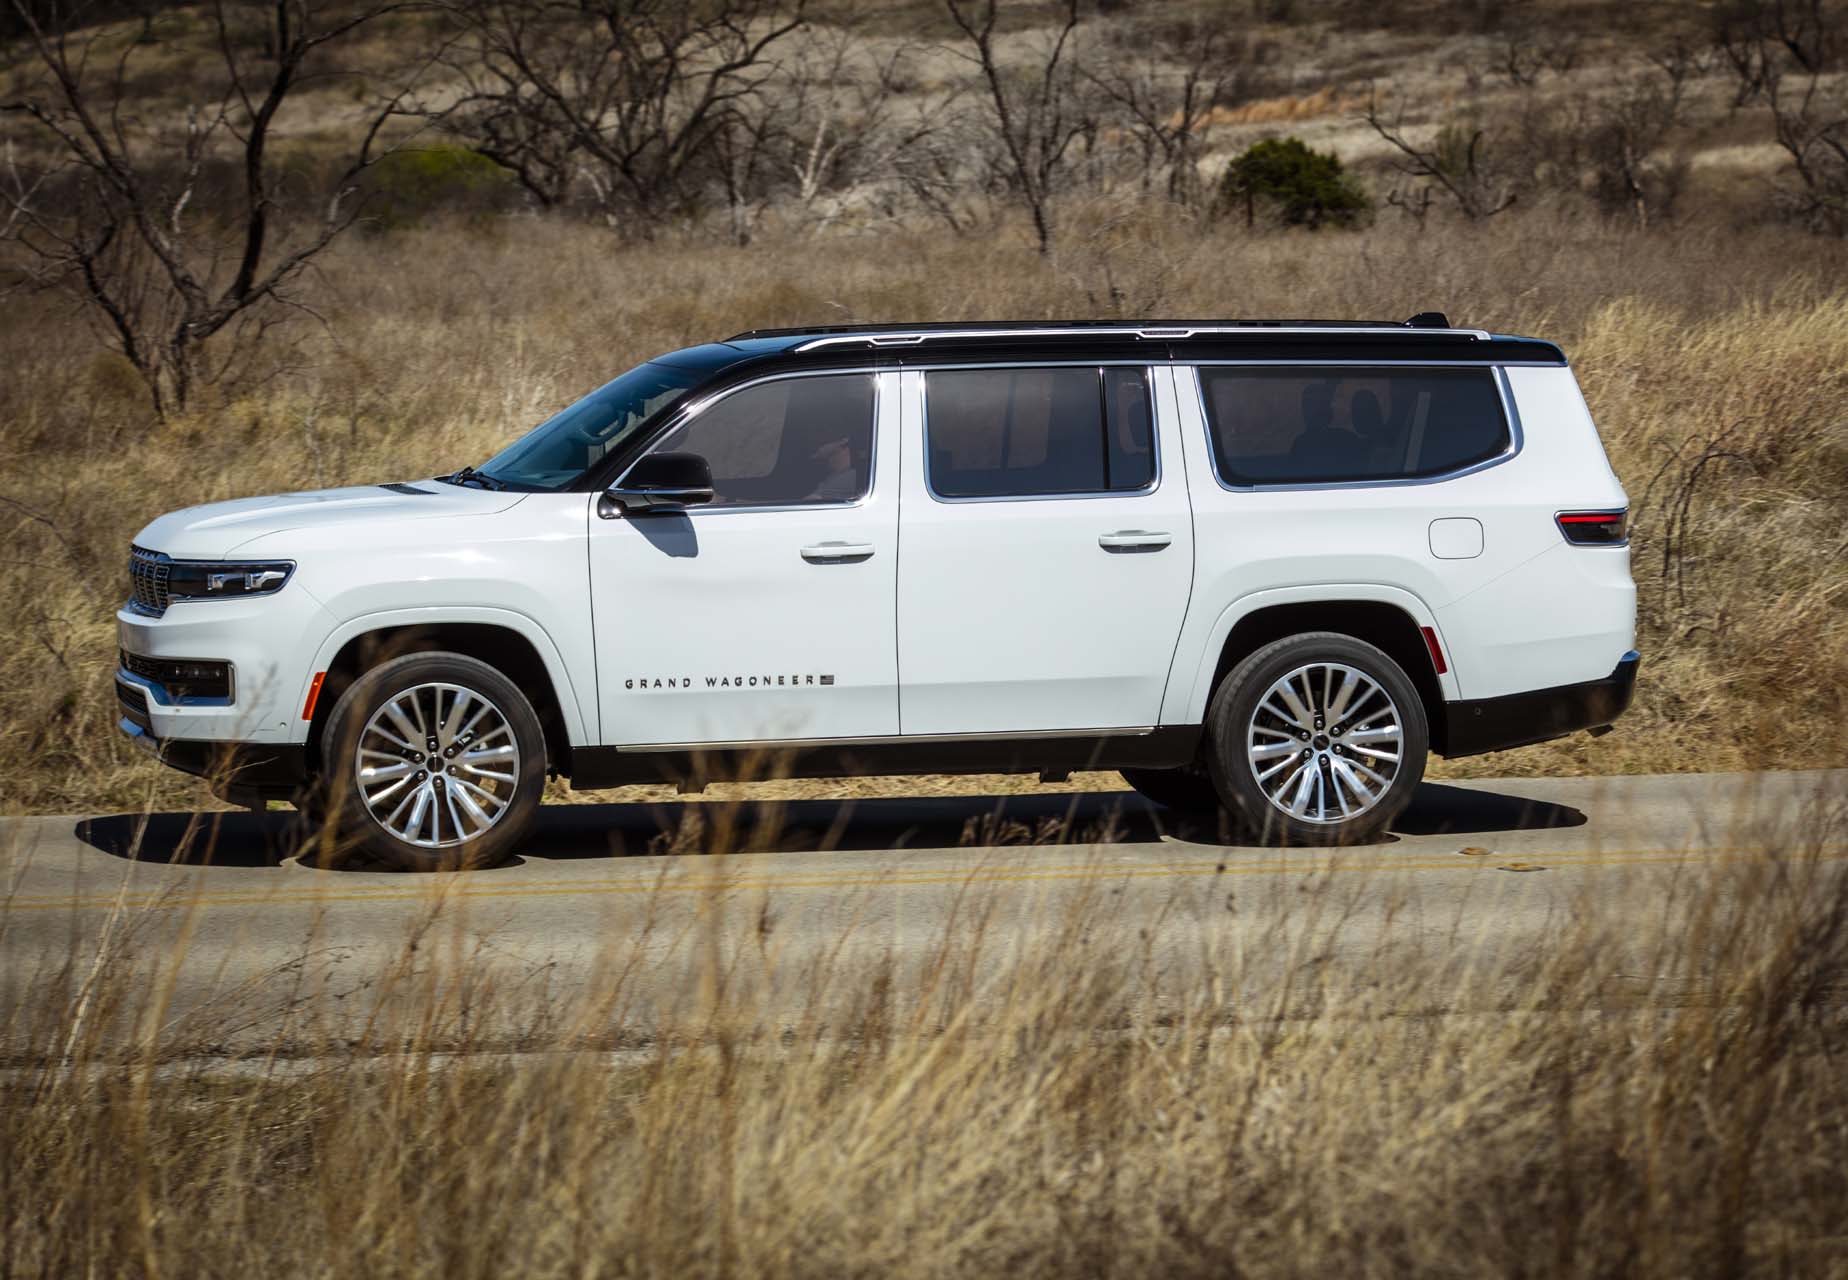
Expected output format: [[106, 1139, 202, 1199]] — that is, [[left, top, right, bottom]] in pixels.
[[601, 451, 715, 516]]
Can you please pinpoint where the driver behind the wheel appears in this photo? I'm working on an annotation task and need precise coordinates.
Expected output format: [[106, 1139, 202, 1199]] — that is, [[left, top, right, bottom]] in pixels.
[[807, 435, 862, 501]]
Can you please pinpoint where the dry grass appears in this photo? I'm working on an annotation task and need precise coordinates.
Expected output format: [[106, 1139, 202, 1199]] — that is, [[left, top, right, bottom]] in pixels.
[[4, 800, 1847, 1277], [1, 205, 1845, 814]]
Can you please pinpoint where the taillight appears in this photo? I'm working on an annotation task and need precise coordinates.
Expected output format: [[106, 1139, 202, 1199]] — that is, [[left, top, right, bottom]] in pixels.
[[1556, 510, 1627, 545]]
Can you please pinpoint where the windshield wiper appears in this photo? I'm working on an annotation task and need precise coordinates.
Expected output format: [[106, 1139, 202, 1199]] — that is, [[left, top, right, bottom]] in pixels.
[[446, 465, 504, 491]]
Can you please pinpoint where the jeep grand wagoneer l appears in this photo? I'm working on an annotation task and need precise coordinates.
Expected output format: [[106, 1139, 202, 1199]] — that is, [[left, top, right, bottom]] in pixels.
[[117, 316, 1638, 868]]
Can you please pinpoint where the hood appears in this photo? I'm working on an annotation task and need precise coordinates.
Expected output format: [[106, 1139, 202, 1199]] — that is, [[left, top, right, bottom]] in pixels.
[[131, 481, 530, 559]]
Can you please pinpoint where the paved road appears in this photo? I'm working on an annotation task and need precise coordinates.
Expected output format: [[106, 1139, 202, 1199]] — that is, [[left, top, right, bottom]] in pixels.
[[3, 770, 1843, 1054]]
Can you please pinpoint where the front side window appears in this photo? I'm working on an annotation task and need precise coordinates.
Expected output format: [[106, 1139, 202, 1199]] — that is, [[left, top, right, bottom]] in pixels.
[[925, 367, 1154, 499], [1198, 366, 1510, 486], [645, 373, 876, 508]]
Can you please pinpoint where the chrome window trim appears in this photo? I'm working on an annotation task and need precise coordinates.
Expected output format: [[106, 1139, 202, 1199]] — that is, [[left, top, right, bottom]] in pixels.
[[794, 324, 1493, 351], [1187, 363, 1524, 494], [615, 725, 1156, 753], [613, 367, 885, 517], [921, 364, 1162, 506]]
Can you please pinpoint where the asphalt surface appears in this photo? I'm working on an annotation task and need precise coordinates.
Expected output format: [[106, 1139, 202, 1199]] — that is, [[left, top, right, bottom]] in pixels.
[[3, 770, 1844, 1054]]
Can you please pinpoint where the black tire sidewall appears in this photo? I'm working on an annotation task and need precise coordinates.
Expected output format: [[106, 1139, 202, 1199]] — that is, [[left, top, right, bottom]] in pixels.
[[1205, 632, 1428, 846], [320, 652, 547, 870]]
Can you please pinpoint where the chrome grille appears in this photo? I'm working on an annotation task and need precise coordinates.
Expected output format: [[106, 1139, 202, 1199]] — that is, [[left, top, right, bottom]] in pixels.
[[128, 546, 171, 616]]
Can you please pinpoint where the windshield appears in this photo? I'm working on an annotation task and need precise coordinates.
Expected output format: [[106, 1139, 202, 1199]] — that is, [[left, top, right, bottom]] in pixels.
[[473, 361, 704, 490]]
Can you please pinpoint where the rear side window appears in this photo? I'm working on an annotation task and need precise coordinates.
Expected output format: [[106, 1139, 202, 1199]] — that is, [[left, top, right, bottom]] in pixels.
[[1197, 367, 1510, 486], [649, 373, 875, 508], [926, 367, 1154, 499]]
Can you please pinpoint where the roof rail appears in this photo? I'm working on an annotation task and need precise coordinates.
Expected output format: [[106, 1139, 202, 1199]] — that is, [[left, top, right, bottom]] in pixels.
[[767, 316, 1485, 352]]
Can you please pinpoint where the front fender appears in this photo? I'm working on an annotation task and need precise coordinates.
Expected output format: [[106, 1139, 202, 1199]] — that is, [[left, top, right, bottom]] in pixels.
[[301, 606, 592, 746]]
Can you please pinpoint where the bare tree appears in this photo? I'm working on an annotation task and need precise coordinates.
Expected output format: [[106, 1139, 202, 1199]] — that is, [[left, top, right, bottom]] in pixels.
[[755, 24, 963, 237], [1765, 69, 1848, 234], [1714, 0, 1848, 233], [1083, 17, 1253, 205], [1, 0, 436, 415], [1580, 47, 1702, 230], [436, 0, 805, 229], [1490, 27, 1580, 88], [941, 0, 1093, 255], [1712, 0, 1843, 102], [1364, 93, 1518, 220]]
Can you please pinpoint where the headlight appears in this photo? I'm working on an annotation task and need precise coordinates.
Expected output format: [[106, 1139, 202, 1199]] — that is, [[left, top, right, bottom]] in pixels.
[[167, 559, 295, 600]]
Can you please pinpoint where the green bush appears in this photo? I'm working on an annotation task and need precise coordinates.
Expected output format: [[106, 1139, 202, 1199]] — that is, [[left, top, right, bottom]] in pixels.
[[1218, 137, 1370, 229], [362, 146, 518, 231]]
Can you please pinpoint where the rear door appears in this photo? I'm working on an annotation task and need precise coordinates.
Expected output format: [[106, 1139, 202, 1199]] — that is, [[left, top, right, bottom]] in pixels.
[[589, 370, 900, 746], [895, 364, 1195, 735]]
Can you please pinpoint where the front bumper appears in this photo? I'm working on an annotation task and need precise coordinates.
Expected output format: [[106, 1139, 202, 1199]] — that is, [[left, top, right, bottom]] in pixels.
[[116, 692, 308, 800], [116, 583, 333, 745], [1440, 651, 1640, 758]]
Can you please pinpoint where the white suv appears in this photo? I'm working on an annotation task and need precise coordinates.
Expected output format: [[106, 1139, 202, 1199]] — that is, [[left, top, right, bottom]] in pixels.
[[117, 316, 1638, 868]]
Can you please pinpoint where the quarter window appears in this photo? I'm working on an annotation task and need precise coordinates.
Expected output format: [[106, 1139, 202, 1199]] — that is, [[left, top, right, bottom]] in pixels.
[[648, 373, 876, 508], [926, 367, 1154, 499], [1198, 367, 1510, 486]]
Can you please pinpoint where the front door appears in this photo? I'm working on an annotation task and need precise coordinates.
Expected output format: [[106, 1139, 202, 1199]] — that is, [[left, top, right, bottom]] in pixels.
[[896, 364, 1195, 735], [590, 370, 899, 746]]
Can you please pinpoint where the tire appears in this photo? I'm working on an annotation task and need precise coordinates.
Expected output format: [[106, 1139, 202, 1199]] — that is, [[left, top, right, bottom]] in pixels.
[[317, 652, 547, 870], [1120, 765, 1222, 814], [1204, 632, 1428, 846]]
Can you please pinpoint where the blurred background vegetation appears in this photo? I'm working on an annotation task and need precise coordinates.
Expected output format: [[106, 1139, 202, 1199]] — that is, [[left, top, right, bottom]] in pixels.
[[1, 0, 1845, 811]]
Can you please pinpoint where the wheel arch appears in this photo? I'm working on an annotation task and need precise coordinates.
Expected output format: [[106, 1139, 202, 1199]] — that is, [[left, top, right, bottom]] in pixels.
[[1180, 592, 1454, 755], [305, 616, 582, 775]]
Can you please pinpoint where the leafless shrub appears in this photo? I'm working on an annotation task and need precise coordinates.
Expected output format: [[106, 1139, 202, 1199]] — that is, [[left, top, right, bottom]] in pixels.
[[1491, 26, 1581, 88], [1364, 93, 1519, 220], [1587, 62, 1695, 229], [435, 0, 806, 230], [1712, 0, 1844, 102], [1082, 17, 1257, 207], [1764, 67, 1848, 234], [761, 25, 962, 239], [1713, 0, 1848, 233], [0, 0, 438, 415]]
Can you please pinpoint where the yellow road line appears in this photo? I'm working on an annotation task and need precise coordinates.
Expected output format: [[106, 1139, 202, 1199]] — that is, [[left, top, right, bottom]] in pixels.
[[5, 844, 1845, 914]]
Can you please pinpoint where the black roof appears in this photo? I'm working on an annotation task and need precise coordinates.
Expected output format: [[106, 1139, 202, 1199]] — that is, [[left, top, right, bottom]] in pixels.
[[725, 313, 1463, 342], [650, 317, 1566, 386]]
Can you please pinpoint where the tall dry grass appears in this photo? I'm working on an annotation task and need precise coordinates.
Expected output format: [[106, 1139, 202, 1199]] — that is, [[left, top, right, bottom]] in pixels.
[[1, 205, 1843, 813], [4, 800, 1847, 1277]]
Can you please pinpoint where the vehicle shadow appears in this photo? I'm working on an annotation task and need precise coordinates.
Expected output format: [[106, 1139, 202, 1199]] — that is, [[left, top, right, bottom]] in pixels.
[[74, 781, 1585, 868]]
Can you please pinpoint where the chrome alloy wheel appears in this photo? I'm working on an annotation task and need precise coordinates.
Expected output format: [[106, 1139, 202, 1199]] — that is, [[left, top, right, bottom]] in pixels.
[[353, 682, 521, 849], [1245, 662, 1404, 825]]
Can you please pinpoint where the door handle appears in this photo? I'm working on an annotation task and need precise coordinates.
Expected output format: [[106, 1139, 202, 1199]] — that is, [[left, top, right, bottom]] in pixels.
[[801, 541, 875, 564], [1098, 530, 1172, 552]]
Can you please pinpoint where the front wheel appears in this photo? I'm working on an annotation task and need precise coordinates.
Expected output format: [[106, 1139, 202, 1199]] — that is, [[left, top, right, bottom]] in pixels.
[[1205, 632, 1428, 846], [318, 652, 547, 870]]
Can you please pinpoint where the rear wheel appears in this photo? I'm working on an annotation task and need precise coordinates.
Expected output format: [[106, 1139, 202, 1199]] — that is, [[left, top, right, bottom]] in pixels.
[[319, 652, 547, 870], [1205, 632, 1427, 846]]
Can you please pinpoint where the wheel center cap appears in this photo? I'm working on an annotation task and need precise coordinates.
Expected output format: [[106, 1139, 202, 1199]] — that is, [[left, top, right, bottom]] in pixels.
[[1312, 734, 1330, 750], [427, 755, 443, 770]]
